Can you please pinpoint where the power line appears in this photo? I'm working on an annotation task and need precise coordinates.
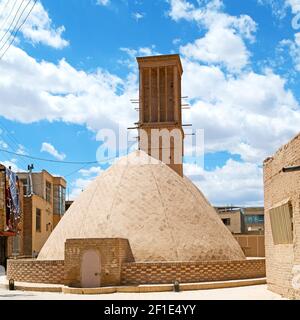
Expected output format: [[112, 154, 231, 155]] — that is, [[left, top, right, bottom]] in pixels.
[[64, 163, 95, 178], [0, 0, 18, 39], [0, 147, 114, 164], [0, 0, 10, 18], [0, 0, 37, 60], [0, 125, 29, 169], [0, 0, 26, 45]]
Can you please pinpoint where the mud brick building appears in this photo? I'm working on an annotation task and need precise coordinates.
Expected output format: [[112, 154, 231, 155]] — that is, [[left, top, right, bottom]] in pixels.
[[264, 133, 300, 299], [7, 54, 267, 289]]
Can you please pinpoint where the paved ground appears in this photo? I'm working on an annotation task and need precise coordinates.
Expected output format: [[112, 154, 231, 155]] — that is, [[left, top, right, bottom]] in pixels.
[[0, 283, 284, 300]]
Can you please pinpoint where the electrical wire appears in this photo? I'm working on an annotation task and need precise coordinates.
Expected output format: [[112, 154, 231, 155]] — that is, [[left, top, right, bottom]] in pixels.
[[64, 163, 95, 178], [0, 0, 18, 42], [0, 0, 26, 44], [0, 122, 29, 169], [0, 0, 10, 18], [0, 147, 117, 164], [0, 0, 37, 60]]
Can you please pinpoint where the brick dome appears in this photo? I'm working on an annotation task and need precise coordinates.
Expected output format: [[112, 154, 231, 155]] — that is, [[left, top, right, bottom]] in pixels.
[[38, 151, 245, 262]]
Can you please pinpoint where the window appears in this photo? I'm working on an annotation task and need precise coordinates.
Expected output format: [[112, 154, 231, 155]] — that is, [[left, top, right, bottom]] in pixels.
[[46, 181, 52, 203], [269, 202, 293, 245], [53, 185, 66, 215], [36, 208, 41, 232], [245, 215, 264, 224], [222, 218, 231, 226], [46, 223, 52, 232]]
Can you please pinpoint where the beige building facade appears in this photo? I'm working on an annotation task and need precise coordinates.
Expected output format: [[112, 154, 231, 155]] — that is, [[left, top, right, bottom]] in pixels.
[[264, 133, 300, 299], [215, 207, 244, 234], [17, 170, 66, 256], [216, 206, 265, 257], [215, 206, 264, 235]]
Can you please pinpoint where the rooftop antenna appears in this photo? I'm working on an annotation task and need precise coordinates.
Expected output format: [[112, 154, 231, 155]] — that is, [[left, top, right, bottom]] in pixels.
[[26, 164, 34, 197]]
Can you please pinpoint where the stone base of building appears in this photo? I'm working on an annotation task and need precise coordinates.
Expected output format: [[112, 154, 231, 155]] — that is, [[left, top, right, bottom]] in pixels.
[[268, 283, 300, 300], [0, 277, 267, 294], [6, 238, 266, 288]]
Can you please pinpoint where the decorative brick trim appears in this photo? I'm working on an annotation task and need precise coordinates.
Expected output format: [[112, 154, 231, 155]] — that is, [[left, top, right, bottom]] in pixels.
[[121, 259, 266, 285], [6, 258, 266, 287], [7, 259, 64, 284]]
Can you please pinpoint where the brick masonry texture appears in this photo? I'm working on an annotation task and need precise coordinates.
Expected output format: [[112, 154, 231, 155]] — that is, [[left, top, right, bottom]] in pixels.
[[121, 259, 266, 285], [6, 257, 266, 287], [264, 133, 300, 299], [64, 238, 134, 287], [7, 259, 64, 284]]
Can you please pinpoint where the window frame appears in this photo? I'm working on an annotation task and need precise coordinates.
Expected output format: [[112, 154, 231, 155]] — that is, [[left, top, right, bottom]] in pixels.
[[269, 202, 293, 245], [45, 181, 52, 203], [36, 208, 42, 233], [222, 218, 231, 226]]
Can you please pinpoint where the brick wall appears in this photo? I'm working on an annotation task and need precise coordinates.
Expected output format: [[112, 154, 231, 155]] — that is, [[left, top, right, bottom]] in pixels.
[[121, 259, 266, 285], [7, 259, 64, 284], [65, 238, 134, 287], [264, 133, 300, 299], [234, 235, 265, 257]]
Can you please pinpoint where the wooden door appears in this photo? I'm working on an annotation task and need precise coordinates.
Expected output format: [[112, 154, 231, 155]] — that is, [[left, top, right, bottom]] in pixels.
[[81, 250, 101, 288]]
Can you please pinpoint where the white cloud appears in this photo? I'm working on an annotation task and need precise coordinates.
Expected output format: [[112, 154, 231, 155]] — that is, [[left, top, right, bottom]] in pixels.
[[96, 0, 110, 6], [168, 0, 256, 71], [182, 60, 300, 163], [257, 0, 288, 18], [16, 144, 27, 155], [184, 160, 263, 206], [286, 0, 300, 13], [1, 41, 299, 205], [1, 158, 23, 172], [0, 0, 299, 206], [257, 0, 300, 17], [180, 28, 250, 71], [132, 12, 144, 21], [168, 0, 204, 22], [0, 45, 138, 133], [69, 177, 94, 200], [41, 142, 66, 161], [79, 166, 103, 177], [69, 166, 104, 200], [0, 140, 8, 149], [119, 45, 160, 69], [173, 38, 181, 45], [280, 33, 300, 71], [0, 0, 68, 49]]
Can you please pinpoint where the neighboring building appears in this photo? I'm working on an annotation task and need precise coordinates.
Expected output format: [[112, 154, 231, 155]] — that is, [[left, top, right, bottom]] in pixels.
[[0, 164, 23, 267], [243, 207, 265, 234], [216, 206, 264, 235], [264, 133, 300, 299], [17, 170, 66, 257], [215, 206, 245, 234], [216, 206, 265, 257]]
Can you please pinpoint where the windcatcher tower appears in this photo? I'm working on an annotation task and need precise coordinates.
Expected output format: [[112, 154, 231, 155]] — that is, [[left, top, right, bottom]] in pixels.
[[136, 54, 184, 176]]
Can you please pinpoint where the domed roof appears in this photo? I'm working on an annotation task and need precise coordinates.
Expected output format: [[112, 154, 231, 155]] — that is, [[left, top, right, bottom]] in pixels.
[[38, 151, 245, 262]]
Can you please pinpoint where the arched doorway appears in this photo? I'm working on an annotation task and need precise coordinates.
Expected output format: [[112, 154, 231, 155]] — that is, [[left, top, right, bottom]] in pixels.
[[81, 250, 101, 288]]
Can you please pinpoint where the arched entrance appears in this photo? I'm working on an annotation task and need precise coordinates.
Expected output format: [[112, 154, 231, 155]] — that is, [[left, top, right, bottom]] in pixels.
[[81, 250, 101, 288]]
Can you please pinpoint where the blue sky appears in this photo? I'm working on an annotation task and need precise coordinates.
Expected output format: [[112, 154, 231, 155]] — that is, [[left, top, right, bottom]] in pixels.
[[0, 0, 300, 205]]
